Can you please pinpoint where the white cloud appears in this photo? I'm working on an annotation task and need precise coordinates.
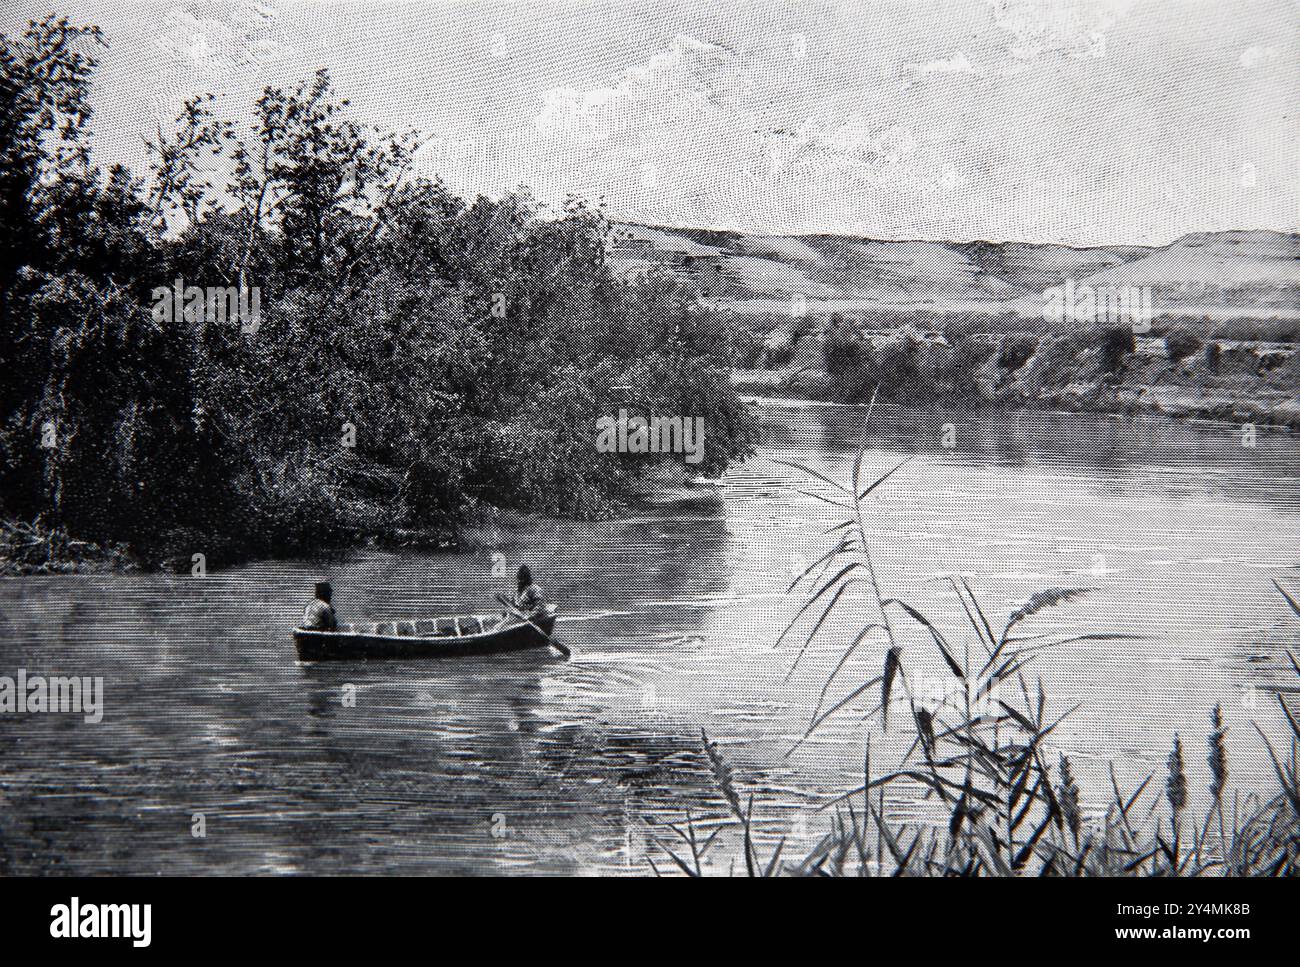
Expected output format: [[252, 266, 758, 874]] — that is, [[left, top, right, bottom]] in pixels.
[[987, 0, 1121, 62], [906, 51, 978, 76], [1239, 45, 1280, 69], [533, 34, 750, 140], [901, 2, 1127, 84], [412, 134, 484, 173], [757, 116, 962, 194], [153, 1, 294, 79], [764, 116, 913, 172]]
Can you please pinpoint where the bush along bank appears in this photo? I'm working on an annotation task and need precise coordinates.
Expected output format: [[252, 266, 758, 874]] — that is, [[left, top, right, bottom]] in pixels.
[[734, 317, 1300, 430], [0, 18, 760, 572]]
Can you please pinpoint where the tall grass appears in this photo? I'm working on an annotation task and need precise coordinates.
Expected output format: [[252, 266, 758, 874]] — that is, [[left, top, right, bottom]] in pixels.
[[648, 395, 1300, 875]]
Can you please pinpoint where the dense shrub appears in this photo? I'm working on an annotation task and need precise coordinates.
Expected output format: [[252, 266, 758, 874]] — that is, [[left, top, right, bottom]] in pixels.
[[0, 17, 758, 563], [1280, 349, 1300, 386], [943, 336, 995, 399], [821, 322, 865, 377], [733, 330, 765, 369], [765, 342, 795, 370], [996, 333, 1039, 371], [1097, 324, 1136, 375], [1164, 326, 1202, 363], [820, 325, 997, 405], [1018, 334, 1085, 389], [822, 328, 929, 403]]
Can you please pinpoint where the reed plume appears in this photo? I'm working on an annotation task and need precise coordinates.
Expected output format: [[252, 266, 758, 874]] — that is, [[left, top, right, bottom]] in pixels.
[[1058, 755, 1082, 841], [1166, 735, 1187, 816], [1208, 705, 1228, 805]]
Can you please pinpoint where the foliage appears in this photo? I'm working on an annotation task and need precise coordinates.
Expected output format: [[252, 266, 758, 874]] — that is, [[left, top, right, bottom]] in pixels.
[[1164, 326, 1202, 364], [996, 333, 1039, 371], [1097, 324, 1136, 375], [820, 325, 988, 404], [0, 16, 757, 564]]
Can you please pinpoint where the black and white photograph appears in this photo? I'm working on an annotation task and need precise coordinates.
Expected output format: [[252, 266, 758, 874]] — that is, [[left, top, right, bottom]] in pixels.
[[0, 0, 1295, 938]]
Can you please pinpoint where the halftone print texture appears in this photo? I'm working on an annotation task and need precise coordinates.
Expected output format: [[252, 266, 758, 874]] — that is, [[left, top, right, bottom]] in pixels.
[[0, 0, 1297, 883]]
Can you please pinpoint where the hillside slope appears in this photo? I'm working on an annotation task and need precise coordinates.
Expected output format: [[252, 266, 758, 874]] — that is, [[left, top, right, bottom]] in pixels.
[[608, 224, 1300, 317]]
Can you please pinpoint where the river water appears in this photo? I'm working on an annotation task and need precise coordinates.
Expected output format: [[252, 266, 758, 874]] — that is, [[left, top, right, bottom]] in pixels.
[[2, 403, 1298, 874]]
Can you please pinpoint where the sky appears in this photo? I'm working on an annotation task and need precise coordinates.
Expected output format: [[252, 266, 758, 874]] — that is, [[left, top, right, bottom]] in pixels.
[[5, 0, 1297, 245]]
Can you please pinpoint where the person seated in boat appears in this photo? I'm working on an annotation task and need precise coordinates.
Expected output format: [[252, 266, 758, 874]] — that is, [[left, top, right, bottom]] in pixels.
[[511, 565, 546, 620], [302, 580, 338, 631]]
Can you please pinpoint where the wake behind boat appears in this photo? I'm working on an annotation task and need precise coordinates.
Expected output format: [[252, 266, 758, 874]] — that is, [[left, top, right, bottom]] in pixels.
[[293, 605, 558, 662]]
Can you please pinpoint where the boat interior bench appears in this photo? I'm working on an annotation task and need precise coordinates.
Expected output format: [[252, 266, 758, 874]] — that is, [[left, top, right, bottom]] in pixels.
[[332, 616, 495, 637]]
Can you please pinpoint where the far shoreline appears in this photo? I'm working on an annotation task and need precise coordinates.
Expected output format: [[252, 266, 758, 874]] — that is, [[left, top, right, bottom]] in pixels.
[[737, 379, 1300, 432]]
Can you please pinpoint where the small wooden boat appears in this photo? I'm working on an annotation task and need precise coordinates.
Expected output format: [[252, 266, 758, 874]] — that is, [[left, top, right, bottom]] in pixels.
[[293, 606, 557, 662]]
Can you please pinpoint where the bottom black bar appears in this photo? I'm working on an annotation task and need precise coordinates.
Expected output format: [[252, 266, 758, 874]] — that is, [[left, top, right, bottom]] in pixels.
[[0, 876, 1282, 954]]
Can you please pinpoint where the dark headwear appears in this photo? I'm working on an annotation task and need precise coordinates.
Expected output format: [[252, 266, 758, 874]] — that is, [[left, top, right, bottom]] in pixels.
[[314, 580, 332, 602], [516, 565, 532, 591]]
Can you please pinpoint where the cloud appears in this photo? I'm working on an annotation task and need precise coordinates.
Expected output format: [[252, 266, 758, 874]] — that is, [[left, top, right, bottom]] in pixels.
[[533, 34, 749, 140], [413, 134, 484, 171], [762, 116, 914, 173], [756, 116, 963, 194], [153, 1, 294, 80], [986, 0, 1121, 62], [900, 1, 1127, 80], [1239, 45, 1280, 69], [521, 33, 974, 236], [906, 51, 979, 76]]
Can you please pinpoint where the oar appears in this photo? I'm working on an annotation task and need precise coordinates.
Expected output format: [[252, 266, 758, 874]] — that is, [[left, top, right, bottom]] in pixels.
[[495, 593, 569, 658]]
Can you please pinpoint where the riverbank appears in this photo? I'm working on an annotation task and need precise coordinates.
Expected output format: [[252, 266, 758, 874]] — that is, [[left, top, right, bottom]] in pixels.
[[0, 472, 723, 576], [11, 355, 1294, 580], [737, 371, 1300, 430], [0, 519, 138, 576], [732, 328, 1300, 430], [0, 516, 461, 576]]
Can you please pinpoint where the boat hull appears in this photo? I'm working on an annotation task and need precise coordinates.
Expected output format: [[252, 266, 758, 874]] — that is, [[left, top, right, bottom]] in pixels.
[[293, 612, 557, 662]]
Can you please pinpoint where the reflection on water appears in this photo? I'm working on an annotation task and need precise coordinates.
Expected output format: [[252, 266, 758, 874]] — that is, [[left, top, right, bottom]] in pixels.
[[1, 404, 1297, 874]]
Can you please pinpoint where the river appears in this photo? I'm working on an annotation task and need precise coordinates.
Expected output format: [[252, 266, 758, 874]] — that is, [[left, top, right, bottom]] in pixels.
[[1, 403, 1297, 874]]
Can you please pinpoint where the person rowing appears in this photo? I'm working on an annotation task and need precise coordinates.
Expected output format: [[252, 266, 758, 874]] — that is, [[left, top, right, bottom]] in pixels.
[[511, 565, 546, 620], [495, 565, 568, 657], [301, 580, 338, 631]]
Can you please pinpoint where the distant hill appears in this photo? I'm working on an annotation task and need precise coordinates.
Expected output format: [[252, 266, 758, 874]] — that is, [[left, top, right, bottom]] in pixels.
[[607, 224, 1300, 318]]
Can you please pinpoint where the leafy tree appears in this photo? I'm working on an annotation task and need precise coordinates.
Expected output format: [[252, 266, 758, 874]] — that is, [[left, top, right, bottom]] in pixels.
[[1, 17, 758, 566]]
